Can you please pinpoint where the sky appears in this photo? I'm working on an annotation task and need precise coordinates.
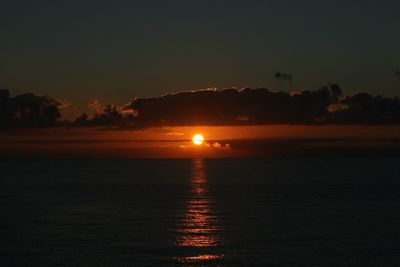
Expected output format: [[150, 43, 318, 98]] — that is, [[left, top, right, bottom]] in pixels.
[[1, 0, 399, 113], [1, 125, 400, 159]]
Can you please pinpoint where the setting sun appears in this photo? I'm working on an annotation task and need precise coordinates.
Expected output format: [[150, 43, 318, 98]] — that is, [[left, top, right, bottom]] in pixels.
[[192, 134, 204, 145]]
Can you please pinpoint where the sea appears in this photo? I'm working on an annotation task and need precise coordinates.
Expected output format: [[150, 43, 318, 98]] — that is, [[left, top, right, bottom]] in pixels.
[[1, 158, 400, 266]]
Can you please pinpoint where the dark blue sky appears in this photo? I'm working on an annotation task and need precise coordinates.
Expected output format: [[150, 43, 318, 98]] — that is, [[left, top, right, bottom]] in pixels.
[[1, 0, 399, 110]]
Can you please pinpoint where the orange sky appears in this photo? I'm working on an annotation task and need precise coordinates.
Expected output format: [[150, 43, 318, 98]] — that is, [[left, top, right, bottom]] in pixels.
[[1, 125, 400, 159]]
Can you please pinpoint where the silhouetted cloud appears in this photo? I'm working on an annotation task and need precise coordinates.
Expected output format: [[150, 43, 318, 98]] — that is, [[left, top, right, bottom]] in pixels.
[[73, 99, 135, 127], [396, 69, 400, 80], [2, 84, 400, 129], [274, 72, 293, 81], [123, 84, 358, 126], [0, 89, 64, 128], [330, 93, 400, 124], [328, 83, 343, 99], [0, 89, 11, 126]]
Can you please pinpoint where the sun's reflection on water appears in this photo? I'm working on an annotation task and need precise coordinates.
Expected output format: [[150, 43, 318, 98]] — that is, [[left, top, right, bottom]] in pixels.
[[174, 158, 224, 264]]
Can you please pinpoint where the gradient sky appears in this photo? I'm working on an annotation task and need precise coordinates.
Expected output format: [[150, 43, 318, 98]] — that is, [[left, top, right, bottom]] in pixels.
[[1, 0, 399, 112]]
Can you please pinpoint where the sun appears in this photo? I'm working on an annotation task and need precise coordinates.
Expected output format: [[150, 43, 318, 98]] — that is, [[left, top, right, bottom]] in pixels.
[[192, 134, 204, 145]]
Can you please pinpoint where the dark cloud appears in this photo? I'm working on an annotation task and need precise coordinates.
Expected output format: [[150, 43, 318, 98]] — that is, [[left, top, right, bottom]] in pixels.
[[123, 84, 354, 127], [396, 69, 400, 80], [73, 99, 135, 127], [0, 89, 64, 128], [328, 83, 343, 99], [0, 89, 11, 126], [122, 84, 399, 127], [330, 93, 400, 124], [2, 84, 400, 129], [274, 72, 293, 81]]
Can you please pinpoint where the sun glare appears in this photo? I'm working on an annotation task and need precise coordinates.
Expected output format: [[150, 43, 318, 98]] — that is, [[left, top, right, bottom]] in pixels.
[[192, 134, 204, 145]]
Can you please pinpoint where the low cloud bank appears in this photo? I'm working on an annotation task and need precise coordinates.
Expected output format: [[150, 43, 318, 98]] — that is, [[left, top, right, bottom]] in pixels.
[[1, 84, 400, 128], [0, 89, 65, 128], [123, 84, 400, 126]]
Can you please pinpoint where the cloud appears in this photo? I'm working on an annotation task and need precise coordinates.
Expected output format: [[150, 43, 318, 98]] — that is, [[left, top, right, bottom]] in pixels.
[[88, 98, 103, 114], [330, 93, 400, 124], [327, 103, 349, 113], [179, 141, 231, 150], [0, 89, 64, 128], [396, 69, 400, 80], [165, 130, 185, 136], [58, 99, 70, 109], [2, 83, 400, 128], [274, 72, 293, 81], [121, 84, 400, 126], [73, 99, 136, 127], [207, 142, 231, 149], [123, 84, 350, 127]]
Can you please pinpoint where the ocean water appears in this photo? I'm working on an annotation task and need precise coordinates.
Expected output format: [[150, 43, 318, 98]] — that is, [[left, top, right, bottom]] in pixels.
[[1, 158, 400, 266]]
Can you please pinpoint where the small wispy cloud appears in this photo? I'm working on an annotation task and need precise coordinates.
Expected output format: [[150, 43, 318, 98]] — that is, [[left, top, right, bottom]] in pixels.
[[274, 72, 293, 81]]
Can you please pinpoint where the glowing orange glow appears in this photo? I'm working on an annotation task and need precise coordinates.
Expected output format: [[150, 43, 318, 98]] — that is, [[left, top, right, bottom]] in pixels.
[[192, 134, 204, 145]]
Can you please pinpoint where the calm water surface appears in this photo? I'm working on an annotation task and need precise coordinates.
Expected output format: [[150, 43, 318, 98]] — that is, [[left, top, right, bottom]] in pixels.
[[1, 158, 400, 266]]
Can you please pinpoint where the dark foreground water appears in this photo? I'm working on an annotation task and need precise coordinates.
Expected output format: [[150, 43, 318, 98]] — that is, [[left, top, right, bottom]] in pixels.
[[1, 158, 400, 266]]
